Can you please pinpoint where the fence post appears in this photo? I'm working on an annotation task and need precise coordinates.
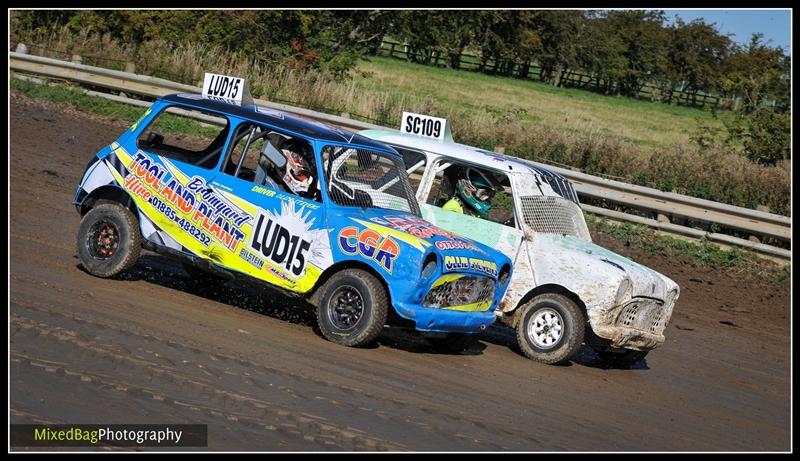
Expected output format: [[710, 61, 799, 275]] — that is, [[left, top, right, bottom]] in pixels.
[[389, 42, 395, 58], [15, 43, 28, 54], [71, 54, 82, 64], [124, 62, 136, 74]]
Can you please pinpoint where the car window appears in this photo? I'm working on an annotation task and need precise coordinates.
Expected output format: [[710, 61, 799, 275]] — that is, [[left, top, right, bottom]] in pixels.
[[222, 123, 267, 182], [427, 159, 516, 228], [136, 106, 230, 169], [220, 124, 321, 202], [322, 146, 421, 215]]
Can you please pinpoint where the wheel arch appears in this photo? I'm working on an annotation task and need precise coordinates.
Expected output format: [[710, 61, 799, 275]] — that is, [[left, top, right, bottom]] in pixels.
[[79, 185, 139, 218], [509, 284, 587, 329], [307, 260, 392, 309]]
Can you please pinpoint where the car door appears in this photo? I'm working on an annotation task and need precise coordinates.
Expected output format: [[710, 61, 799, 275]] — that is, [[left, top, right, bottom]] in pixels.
[[207, 121, 328, 293]]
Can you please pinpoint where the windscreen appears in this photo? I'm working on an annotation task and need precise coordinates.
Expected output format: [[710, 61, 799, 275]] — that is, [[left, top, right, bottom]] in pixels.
[[323, 146, 421, 215]]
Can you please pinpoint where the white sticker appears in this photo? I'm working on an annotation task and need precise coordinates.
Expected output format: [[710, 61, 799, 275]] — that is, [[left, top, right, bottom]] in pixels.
[[400, 112, 451, 141], [202, 73, 245, 104], [255, 106, 285, 119]]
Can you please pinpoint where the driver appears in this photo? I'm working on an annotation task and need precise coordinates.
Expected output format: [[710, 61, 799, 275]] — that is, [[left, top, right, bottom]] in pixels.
[[263, 137, 317, 199], [442, 167, 496, 219]]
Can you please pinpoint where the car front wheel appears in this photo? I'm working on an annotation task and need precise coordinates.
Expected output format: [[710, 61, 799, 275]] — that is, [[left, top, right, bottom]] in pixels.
[[315, 269, 388, 347], [516, 293, 585, 365]]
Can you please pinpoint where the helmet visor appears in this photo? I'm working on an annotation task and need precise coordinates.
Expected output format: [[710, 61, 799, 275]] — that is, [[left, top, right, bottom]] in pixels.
[[287, 151, 311, 180]]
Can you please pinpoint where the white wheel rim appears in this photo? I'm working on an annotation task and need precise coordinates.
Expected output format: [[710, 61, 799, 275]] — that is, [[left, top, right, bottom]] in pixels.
[[527, 307, 564, 349]]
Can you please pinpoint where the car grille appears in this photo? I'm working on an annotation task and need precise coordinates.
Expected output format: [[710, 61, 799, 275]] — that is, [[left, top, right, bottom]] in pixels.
[[423, 275, 495, 311], [615, 298, 672, 336]]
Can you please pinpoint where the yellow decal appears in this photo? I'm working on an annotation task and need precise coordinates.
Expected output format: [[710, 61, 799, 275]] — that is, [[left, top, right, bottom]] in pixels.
[[430, 273, 465, 288], [129, 107, 152, 132], [110, 145, 323, 294], [444, 300, 492, 312]]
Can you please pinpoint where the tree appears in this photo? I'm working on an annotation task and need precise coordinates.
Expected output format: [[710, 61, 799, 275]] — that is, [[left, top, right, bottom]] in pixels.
[[604, 10, 669, 97], [472, 11, 522, 75], [529, 10, 583, 86], [721, 33, 789, 114], [575, 11, 628, 94], [393, 11, 443, 65], [666, 18, 731, 106]]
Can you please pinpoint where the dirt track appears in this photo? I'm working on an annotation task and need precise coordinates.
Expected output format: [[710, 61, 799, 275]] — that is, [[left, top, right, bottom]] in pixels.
[[9, 94, 791, 451]]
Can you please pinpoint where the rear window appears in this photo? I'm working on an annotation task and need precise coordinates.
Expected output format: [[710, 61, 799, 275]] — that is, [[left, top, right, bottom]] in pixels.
[[136, 106, 230, 169]]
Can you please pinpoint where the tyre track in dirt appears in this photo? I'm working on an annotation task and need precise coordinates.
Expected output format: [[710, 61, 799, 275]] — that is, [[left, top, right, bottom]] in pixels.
[[10, 94, 790, 451]]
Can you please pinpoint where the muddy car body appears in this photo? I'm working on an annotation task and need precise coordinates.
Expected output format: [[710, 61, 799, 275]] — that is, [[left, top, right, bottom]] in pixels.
[[361, 125, 680, 364], [72, 85, 512, 349]]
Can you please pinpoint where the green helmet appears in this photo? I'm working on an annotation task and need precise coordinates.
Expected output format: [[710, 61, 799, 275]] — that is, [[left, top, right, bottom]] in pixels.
[[455, 168, 496, 218]]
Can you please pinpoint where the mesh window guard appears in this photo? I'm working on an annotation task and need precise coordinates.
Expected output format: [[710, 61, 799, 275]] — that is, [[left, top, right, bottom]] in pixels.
[[520, 195, 591, 240], [323, 146, 421, 215]]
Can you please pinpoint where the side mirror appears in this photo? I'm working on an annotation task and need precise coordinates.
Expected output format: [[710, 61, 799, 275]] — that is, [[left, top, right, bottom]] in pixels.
[[261, 140, 286, 170]]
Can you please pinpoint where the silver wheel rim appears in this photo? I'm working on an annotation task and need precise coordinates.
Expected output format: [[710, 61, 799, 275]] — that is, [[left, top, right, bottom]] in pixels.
[[527, 307, 564, 349], [328, 285, 365, 331]]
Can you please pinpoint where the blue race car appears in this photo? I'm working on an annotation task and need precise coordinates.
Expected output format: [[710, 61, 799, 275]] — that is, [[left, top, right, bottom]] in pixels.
[[73, 77, 512, 349]]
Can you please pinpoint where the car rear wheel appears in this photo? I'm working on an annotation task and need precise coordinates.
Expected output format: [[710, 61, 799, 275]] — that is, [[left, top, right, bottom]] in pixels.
[[516, 293, 585, 365], [77, 203, 141, 278], [315, 269, 388, 347]]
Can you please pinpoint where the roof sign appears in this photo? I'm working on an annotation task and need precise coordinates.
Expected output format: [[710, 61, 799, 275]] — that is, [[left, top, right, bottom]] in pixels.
[[400, 112, 453, 142], [201, 73, 253, 106]]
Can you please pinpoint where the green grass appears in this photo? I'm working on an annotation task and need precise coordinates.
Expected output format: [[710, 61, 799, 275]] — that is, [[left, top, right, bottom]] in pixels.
[[11, 77, 219, 139], [355, 56, 722, 149], [777, 264, 791, 285], [584, 212, 754, 269], [12, 77, 145, 123]]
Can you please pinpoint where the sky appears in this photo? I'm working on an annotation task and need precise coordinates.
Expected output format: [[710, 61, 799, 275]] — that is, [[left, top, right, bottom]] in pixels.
[[662, 9, 791, 55]]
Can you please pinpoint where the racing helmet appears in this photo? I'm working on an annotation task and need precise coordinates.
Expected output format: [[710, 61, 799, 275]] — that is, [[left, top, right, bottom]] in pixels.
[[279, 138, 314, 196], [455, 167, 496, 218]]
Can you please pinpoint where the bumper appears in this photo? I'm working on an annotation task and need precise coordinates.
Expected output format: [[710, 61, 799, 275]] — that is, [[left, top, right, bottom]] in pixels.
[[589, 324, 665, 350], [587, 297, 673, 351], [393, 301, 497, 334]]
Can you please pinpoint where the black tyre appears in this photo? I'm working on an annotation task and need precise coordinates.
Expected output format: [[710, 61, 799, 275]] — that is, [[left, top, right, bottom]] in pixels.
[[427, 333, 480, 353], [516, 293, 585, 365], [77, 203, 141, 278], [316, 269, 388, 347], [596, 349, 649, 368]]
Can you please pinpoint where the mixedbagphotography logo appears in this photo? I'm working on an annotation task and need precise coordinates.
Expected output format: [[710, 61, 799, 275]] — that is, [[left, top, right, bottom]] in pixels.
[[10, 424, 208, 448]]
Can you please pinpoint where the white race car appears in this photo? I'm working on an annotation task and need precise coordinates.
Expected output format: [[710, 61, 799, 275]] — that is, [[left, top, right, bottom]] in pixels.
[[361, 113, 680, 366]]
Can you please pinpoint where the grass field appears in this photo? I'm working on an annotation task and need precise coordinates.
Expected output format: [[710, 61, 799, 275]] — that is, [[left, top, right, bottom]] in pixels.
[[354, 56, 727, 149]]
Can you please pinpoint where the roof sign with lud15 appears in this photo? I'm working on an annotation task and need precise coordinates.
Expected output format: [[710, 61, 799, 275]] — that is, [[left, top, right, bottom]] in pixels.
[[202, 73, 253, 106]]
